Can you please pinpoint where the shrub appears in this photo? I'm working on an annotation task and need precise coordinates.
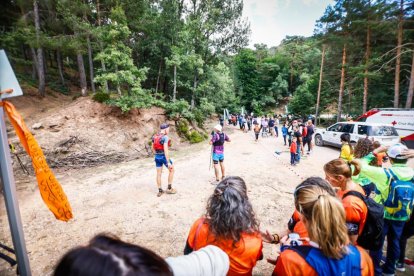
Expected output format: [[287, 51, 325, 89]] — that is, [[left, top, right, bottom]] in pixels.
[[107, 88, 154, 112], [92, 92, 110, 103], [187, 130, 204, 144], [176, 119, 190, 137]]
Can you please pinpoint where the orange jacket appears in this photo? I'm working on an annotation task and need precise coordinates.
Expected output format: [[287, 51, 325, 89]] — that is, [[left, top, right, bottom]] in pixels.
[[187, 218, 263, 276], [290, 143, 297, 153], [337, 185, 368, 237], [288, 210, 308, 239], [273, 245, 373, 276]]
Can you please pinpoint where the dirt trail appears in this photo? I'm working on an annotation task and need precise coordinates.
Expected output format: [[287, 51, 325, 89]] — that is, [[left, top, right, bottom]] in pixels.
[[1, 125, 413, 275]]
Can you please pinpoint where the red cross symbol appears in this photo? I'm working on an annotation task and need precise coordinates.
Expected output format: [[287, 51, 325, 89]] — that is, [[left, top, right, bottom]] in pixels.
[[391, 120, 397, 126]]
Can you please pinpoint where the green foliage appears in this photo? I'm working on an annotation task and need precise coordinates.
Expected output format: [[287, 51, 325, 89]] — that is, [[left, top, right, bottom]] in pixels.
[[288, 74, 318, 116], [164, 100, 194, 121], [94, 5, 147, 94], [107, 88, 154, 113], [92, 92, 110, 103], [187, 130, 204, 144], [175, 118, 205, 143], [176, 119, 190, 136]]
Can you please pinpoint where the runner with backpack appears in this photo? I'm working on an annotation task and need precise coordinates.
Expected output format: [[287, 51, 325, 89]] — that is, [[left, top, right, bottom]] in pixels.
[[209, 125, 230, 182], [324, 159, 384, 250], [356, 143, 414, 276], [152, 123, 177, 197], [300, 122, 307, 156], [305, 120, 315, 154], [272, 178, 373, 275], [268, 117, 275, 136]]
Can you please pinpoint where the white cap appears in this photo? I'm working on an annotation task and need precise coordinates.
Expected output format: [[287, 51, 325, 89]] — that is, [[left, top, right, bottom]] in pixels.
[[387, 143, 409, 159], [214, 124, 222, 132]]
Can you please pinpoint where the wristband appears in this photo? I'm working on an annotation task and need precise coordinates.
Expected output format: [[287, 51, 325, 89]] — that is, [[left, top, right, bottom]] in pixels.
[[271, 234, 280, 244]]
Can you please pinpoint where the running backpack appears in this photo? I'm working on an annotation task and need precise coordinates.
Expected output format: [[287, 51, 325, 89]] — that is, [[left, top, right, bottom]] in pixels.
[[153, 134, 170, 151], [289, 245, 361, 276], [342, 191, 384, 251], [302, 126, 308, 137], [384, 169, 414, 221], [213, 133, 225, 146]]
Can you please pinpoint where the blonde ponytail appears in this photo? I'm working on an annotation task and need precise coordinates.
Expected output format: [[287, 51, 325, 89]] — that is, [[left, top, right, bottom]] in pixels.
[[295, 184, 349, 259]]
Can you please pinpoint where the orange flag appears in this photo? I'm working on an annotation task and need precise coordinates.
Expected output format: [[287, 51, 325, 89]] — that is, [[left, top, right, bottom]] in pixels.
[[1, 101, 73, 221]]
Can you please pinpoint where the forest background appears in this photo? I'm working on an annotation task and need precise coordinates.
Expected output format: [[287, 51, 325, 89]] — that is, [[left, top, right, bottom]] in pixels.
[[1, 0, 414, 132]]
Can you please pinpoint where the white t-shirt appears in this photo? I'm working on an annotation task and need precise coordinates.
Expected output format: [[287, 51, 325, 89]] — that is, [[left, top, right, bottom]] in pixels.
[[166, 245, 229, 276]]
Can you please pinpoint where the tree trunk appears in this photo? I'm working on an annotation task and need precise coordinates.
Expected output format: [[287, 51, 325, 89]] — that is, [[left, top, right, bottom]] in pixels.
[[87, 36, 96, 93], [337, 45, 347, 123], [348, 86, 352, 115], [56, 50, 65, 86], [34, 0, 45, 97], [77, 53, 88, 96], [173, 64, 177, 101], [30, 47, 38, 80], [97, 0, 109, 93], [32, 62, 37, 80], [406, 49, 414, 108], [394, 0, 404, 108], [315, 44, 326, 127], [155, 59, 162, 94], [115, 65, 121, 95], [363, 26, 370, 113], [191, 70, 197, 109]]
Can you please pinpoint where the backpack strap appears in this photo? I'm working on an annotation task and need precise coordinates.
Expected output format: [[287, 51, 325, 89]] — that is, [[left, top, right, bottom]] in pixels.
[[388, 169, 400, 181], [288, 245, 313, 260], [342, 190, 366, 200], [289, 245, 361, 275], [384, 168, 394, 181]]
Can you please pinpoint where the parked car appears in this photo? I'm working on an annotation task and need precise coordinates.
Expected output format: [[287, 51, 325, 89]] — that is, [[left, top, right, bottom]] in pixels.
[[314, 122, 400, 148], [356, 108, 414, 148]]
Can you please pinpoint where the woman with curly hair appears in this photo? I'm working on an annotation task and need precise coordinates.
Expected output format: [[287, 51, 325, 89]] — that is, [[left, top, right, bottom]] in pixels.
[[352, 138, 376, 196], [184, 176, 262, 276]]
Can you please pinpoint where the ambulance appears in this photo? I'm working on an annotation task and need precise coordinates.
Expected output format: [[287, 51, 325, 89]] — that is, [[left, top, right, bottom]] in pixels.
[[356, 108, 414, 148]]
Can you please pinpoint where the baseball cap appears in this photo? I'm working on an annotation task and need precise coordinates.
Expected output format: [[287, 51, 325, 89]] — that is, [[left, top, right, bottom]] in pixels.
[[387, 143, 408, 159], [214, 124, 222, 132], [160, 123, 170, 130]]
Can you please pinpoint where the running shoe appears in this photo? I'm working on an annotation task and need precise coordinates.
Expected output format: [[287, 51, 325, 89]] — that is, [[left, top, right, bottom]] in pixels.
[[395, 262, 405, 272], [166, 188, 177, 194]]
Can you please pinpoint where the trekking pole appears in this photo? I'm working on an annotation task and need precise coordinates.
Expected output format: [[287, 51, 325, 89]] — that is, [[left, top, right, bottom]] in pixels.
[[15, 153, 29, 175], [209, 145, 213, 171]]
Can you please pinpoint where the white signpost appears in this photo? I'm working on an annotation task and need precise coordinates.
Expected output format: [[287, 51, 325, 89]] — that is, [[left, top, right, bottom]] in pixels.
[[0, 49, 31, 275]]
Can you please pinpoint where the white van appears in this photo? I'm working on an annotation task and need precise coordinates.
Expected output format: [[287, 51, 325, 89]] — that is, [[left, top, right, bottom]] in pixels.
[[314, 122, 400, 148], [356, 108, 414, 148]]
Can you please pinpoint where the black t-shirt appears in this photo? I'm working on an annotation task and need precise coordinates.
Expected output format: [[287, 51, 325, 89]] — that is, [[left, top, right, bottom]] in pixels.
[[306, 125, 314, 138], [269, 119, 275, 127]]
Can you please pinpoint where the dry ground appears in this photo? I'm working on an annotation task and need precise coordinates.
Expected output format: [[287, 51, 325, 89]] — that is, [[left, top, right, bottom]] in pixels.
[[1, 124, 413, 275]]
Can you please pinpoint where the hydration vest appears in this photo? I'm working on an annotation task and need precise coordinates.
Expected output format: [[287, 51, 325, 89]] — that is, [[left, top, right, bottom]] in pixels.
[[153, 134, 171, 152], [213, 133, 225, 147], [384, 169, 414, 221], [290, 245, 361, 276]]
